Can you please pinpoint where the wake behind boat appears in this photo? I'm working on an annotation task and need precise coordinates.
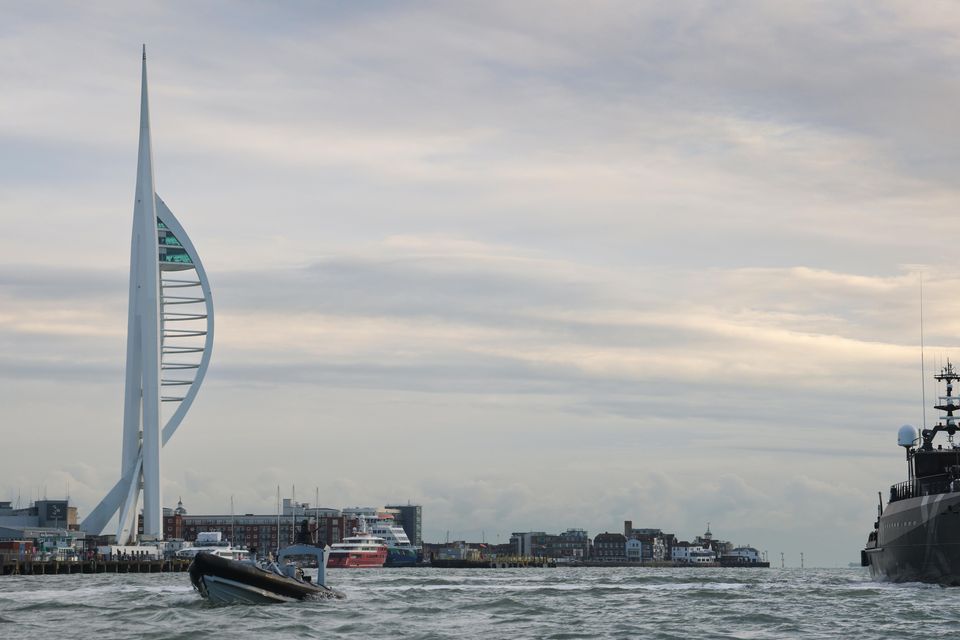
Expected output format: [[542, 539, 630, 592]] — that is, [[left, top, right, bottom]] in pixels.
[[863, 362, 960, 584], [189, 544, 345, 604]]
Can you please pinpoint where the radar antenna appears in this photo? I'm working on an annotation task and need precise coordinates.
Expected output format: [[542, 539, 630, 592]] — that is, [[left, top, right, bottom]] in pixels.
[[917, 361, 960, 451], [921, 273, 927, 431]]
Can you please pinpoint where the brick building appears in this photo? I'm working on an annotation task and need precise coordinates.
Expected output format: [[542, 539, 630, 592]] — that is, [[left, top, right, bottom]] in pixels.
[[138, 499, 355, 552], [510, 529, 591, 559], [592, 532, 627, 561]]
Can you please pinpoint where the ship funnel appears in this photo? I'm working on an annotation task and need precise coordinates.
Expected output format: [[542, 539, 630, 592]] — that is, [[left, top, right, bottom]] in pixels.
[[898, 424, 918, 448]]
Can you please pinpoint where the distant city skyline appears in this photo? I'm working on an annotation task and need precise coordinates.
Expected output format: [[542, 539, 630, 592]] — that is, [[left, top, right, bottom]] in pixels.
[[5, 3, 960, 566]]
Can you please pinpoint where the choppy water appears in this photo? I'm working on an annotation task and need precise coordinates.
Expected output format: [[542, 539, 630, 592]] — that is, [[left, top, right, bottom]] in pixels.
[[0, 566, 956, 639]]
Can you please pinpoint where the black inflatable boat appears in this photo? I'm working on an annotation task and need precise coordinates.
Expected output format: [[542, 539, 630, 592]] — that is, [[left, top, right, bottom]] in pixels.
[[189, 546, 344, 604]]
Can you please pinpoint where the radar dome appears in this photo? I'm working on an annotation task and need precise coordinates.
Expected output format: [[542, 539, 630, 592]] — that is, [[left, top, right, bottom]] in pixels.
[[898, 424, 918, 448]]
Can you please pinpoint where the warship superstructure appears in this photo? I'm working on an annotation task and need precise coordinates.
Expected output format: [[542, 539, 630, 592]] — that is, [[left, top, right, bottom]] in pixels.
[[863, 362, 960, 584]]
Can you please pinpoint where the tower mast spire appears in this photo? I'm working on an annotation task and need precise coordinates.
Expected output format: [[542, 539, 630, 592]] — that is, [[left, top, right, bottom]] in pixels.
[[80, 48, 214, 546], [117, 43, 164, 542]]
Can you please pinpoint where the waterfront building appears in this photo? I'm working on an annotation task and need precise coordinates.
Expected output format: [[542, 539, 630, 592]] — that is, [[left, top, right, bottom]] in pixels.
[[0, 526, 84, 559], [651, 536, 668, 562], [625, 531, 658, 561], [592, 532, 627, 561], [128, 499, 420, 553], [184, 514, 298, 551], [509, 529, 591, 559], [0, 500, 76, 530], [721, 546, 762, 565], [425, 541, 481, 561], [385, 504, 422, 547], [341, 506, 379, 523], [623, 522, 675, 562], [81, 49, 214, 545], [283, 499, 341, 521], [134, 497, 432, 553], [693, 524, 732, 556], [624, 524, 664, 539], [145, 506, 351, 551], [671, 541, 716, 564], [511, 531, 548, 556], [554, 528, 591, 559], [626, 538, 643, 562], [0, 501, 86, 560]]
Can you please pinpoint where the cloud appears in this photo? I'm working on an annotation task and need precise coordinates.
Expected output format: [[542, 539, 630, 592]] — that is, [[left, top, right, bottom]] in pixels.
[[6, 2, 960, 565]]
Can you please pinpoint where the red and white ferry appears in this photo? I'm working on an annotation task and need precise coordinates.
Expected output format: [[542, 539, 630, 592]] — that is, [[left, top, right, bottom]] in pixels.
[[326, 527, 388, 568]]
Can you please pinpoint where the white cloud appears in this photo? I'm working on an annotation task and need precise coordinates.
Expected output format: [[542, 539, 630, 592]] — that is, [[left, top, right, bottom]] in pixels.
[[6, 2, 960, 565]]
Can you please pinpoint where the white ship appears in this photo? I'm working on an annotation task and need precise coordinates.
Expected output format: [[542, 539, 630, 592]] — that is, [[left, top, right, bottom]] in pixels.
[[176, 531, 248, 561], [326, 527, 389, 568], [369, 514, 419, 566]]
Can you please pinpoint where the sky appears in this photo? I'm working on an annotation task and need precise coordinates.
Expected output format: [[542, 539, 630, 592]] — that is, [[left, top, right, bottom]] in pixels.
[[4, 1, 960, 566]]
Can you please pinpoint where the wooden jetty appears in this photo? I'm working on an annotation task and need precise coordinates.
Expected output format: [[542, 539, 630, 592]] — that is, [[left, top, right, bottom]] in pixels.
[[1, 558, 191, 576]]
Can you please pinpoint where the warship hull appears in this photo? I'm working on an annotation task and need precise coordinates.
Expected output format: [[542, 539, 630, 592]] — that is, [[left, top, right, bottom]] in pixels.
[[865, 490, 960, 584]]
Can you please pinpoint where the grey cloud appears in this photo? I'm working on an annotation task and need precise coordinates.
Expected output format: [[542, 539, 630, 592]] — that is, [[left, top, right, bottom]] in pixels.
[[210, 254, 614, 336], [7, 3, 960, 565], [0, 266, 125, 301]]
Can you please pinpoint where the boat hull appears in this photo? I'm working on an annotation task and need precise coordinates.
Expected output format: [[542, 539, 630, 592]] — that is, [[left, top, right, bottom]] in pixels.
[[189, 552, 343, 604], [385, 547, 418, 567], [196, 574, 298, 605], [866, 491, 960, 584], [327, 549, 387, 568]]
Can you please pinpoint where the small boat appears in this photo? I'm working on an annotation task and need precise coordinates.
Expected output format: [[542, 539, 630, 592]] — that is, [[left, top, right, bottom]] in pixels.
[[176, 531, 248, 561], [327, 520, 388, 568], [189, 544, 345, 604]]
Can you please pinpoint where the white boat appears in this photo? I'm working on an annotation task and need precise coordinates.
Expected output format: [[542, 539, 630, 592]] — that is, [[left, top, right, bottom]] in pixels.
[[369, 514, 420, 566], [327, 519, 389, 568], [176, 531, 248, 561]]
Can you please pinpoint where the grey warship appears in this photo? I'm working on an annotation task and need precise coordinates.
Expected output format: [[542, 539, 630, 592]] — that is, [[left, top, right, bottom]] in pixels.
[[863, 362, 960, 584]]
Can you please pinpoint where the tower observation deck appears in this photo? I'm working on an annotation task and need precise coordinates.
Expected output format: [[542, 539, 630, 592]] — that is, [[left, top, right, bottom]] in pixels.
[[80, 48, 214, 544]]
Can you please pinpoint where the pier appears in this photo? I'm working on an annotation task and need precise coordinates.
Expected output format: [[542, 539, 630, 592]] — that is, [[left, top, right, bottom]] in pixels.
[[1, 558, 191, 576]]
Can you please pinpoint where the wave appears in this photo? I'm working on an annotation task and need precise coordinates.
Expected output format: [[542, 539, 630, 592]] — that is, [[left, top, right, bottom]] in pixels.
[[1, 568, 957, 639]]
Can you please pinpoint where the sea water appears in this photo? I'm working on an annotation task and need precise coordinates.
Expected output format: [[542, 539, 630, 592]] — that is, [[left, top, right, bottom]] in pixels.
[[0, 566, 955, 639]]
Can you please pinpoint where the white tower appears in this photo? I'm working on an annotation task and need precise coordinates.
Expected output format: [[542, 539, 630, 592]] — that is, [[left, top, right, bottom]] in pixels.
[[81, 48, 214, 544]]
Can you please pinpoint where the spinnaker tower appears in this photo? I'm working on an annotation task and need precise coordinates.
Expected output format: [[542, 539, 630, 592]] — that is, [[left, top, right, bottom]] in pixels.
[[81, 47, 214, 544]]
